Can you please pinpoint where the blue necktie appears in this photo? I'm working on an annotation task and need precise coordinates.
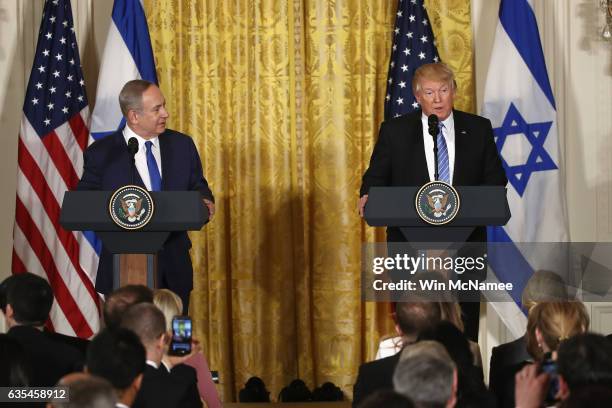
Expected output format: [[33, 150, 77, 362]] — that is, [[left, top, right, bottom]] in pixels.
[[437, 123, 450, 183], [145, 141, 162, 191]]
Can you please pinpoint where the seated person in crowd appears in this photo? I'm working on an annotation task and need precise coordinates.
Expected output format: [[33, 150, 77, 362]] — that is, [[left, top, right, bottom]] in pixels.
[[393, 341, 457, 408], [489, 270, 569, 408], [0, 333, 29, 387], [418, 321, 495, 407], [238, 376, 271, 403], [103, 285, 154, 329], [86, 328, 146, 408], [352, 301, 441, 407], [120, 303, 202, 408], [2, 273, 83, 386], [515, 333, 612, 407], [153, 289, 221, 408], [49, 372, 117, 408], [358, 390, 415, 408]]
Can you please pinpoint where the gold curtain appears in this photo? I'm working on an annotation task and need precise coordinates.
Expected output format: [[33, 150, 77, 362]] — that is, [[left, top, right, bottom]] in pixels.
[[144, 0, 473, 401]]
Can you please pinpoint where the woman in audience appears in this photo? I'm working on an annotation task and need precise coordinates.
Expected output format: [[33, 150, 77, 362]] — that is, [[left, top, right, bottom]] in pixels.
[[153, 289, 221, 408], [526, 301, 589, 362]]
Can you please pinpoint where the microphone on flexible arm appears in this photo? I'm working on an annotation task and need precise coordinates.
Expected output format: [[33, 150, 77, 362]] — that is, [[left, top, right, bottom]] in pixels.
[[127, 137, 139, 185], [428, 114, 440, 181]]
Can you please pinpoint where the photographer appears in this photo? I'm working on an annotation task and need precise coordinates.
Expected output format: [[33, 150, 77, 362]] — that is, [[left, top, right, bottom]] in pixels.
[[514, 301, 590, 407]]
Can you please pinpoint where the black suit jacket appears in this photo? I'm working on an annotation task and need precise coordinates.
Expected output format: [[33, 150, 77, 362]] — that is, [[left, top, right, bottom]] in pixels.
[[352, 351, 401, 407], [7, 325, 84, 386], [360, 110, 507, 242], [77, 129, 214, 296], [489, 335, 531, 408], [133, 364, 202, 408]]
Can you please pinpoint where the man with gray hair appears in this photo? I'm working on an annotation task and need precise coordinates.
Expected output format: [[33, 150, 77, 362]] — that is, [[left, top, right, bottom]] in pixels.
[[49, 372, 116, 408], [393, 341, 457, 408], [77, 80, 214, 313]]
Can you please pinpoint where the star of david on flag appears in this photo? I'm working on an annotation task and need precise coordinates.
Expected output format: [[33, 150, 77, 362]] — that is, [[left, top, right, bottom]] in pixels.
[[494, 103, 557, 196], [482, 0, 568, 337]]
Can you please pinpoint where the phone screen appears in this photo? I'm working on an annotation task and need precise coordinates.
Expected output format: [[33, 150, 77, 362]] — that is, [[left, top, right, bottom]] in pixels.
[[170, 316, 192, 355]]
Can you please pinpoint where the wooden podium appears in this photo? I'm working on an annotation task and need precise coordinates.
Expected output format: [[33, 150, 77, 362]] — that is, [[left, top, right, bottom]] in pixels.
[[60, 190, 208, 289]]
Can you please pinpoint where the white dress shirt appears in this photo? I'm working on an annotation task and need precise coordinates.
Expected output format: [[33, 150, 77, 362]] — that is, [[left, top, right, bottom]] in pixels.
[[421, 112, 455, 184], [123, 125, 162, 191]]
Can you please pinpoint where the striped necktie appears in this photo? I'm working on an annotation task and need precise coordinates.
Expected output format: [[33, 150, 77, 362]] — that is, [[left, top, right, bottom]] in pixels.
[[437, 122, 450, 183]]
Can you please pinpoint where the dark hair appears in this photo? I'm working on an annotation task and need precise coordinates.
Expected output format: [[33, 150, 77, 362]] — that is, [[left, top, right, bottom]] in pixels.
[[559, 385, 612, 408], [557, 333, 612, 390], [103, 285, 153, 328], [238, 376, 270, 402], [358, 390, 415, 408], [418, 321, 472, 369], [395, 302, 441, 339], [86, 328, 146, 390], [5, 272, 53, 325], [278, 379, 312, 402], [0, 334, 29, 386], [120, 303, 166, 347], [312, 382, 344, 401]]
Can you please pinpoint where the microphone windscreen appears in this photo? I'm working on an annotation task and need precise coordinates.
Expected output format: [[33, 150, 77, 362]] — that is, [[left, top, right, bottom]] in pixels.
[[127, 137, 139, 156], [428, 114, 439, 137]]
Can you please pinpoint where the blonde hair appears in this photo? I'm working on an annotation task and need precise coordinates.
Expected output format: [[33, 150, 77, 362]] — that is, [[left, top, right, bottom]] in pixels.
[[412, 63, 456, 94], [526, 301, 589, 360], [439, 302, 464, 332], [153, 289, 183, 332]]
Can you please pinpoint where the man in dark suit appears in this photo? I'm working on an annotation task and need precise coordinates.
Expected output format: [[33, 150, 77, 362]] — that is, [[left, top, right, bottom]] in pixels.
[[352, 302, 441, 407], [77, 80, 214, 312], [120, 303, 201, 408], [2, 273, 83, 386], [359, 63, 507, 340], [87, 328, 146, 408]]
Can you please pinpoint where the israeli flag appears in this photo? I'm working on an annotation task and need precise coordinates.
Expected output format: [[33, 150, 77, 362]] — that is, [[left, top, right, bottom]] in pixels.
[[482, 0, 568, 337], [89, 0, 157, 141]]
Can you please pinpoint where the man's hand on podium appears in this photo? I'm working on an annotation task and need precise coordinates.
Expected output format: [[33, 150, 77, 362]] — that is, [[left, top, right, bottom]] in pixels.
[[203, 199, 215, 220], [359, 194, 368, 218]]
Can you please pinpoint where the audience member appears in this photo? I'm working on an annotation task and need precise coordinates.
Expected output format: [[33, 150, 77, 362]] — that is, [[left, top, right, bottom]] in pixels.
[[49, 372, 117, 408], [238, 376, 270, 403], [153, 289, 221, 408], [312, 381, 344, 401], [358, 390, 415, 408], [120, 303, 202, 408], [352, 302, 441, 407], [489, 270, 569, 408], [86, 328, 146, 408], [418, 322, 495, 407], [393, 341, 457, 408], [515, 332, 612, 407], [278, 379, 312, 402], [3, 273, 83, 386], [103, 285, 153, 329], [0, 334, 29, 386], [558, 385, 612, 407]]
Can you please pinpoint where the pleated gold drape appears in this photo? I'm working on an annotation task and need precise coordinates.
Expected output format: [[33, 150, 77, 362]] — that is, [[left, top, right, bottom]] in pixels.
[[143, 0, 473, 401]]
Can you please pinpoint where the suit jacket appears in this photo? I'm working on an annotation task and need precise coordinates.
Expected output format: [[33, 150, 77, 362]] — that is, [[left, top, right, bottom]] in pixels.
[[352, 351, 401, 407], [7, 325, 84, 386], [488, 335, 531, 408], [133, 364, 202, 408], [77, 129, 214, 295], [360, 110, 507, 242]]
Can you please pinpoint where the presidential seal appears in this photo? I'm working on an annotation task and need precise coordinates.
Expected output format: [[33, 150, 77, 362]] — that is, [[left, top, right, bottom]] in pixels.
[[108, 185, 155, 230], [415, 181, 460, 225]]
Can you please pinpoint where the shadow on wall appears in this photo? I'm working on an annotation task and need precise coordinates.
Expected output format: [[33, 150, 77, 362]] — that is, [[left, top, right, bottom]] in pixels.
[[577, 0, 612, 76]]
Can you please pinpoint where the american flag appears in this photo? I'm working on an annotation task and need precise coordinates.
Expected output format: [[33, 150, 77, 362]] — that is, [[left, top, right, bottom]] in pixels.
[[12, 0, 100, 338], [385, 0, 440, 119]]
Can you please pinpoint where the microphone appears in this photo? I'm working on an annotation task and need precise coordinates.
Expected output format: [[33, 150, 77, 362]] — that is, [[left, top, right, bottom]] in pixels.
[[428, 114, 440, 181], [127, 137, 138, 185], [428, 114, 439, 138]]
